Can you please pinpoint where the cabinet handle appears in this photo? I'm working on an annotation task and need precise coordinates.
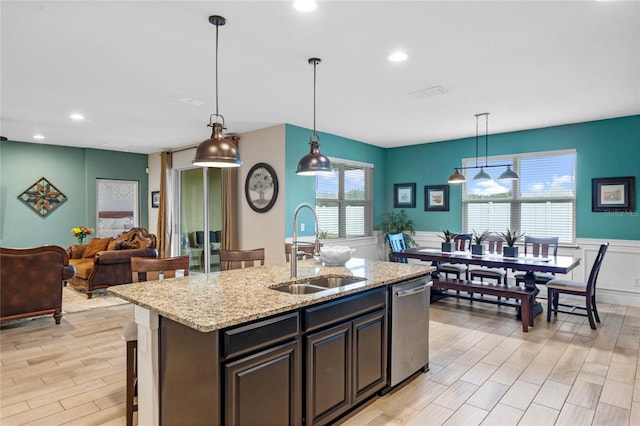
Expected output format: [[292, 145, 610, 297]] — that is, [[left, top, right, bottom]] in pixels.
[[395, 281, 432, 297]]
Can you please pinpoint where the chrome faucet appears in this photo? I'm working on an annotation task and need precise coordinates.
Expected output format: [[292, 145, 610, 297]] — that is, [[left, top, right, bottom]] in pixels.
[[291, 203, 321, 279]]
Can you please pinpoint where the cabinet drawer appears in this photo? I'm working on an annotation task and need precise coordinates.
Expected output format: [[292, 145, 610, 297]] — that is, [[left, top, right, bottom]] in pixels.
[[304, 287, 386, 333], [223, 312, 299, 359]]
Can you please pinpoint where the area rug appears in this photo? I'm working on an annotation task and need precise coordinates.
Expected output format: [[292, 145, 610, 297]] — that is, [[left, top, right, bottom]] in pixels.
[[62, 286, 130, 313]]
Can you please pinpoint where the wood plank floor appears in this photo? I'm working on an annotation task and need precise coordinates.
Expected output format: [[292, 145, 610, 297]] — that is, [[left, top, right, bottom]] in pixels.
[[1, 297, 639, 425]]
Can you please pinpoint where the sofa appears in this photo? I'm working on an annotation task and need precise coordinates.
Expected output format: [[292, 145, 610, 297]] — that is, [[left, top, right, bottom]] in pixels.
[[67, 227, 158, 299], [1, 245, 76, 324]]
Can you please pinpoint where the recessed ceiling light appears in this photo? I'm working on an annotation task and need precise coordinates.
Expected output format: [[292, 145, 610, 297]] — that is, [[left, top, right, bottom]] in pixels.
[[70, 113, 85, 121], [388, 51, 408, 62], [293, 0, 317, 12], [33, 134, 45, 140]]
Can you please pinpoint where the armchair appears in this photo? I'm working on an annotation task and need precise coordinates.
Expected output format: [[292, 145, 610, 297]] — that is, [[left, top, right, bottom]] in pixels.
[[1, 245, 75, 324]]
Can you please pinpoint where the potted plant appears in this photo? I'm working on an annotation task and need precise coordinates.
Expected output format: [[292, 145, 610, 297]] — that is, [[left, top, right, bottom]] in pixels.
[[379, 210, 416, 260], [500, 228, 525, 257], [440, 229, 457, 252], [471, 229, 490, 255]]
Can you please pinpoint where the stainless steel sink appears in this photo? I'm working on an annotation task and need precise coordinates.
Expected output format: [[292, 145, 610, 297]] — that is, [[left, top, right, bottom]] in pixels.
[[270, 276, 367, 294], [304, 276, 366, 288], [271, 283, 330, 295]]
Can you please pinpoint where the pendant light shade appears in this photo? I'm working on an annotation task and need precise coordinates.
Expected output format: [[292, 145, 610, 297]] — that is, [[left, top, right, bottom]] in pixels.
[[473, 167, 491, 181], [193, 15, 242, 168], [448, 168, 467, 184], [297, 58, 332, 176], [498, 165, 519, 180]]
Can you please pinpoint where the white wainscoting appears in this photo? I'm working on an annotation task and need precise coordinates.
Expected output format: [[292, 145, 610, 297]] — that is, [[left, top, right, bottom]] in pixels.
[[370, 231, 640, 308], [291, 236, 380, 261]]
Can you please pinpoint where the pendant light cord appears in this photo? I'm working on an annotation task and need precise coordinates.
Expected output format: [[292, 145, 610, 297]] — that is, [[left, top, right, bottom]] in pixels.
[[475, 114, 479, 168], [484, 113, 489, 167], [312, 60, 317, 138], [215, 23, 219, 117]]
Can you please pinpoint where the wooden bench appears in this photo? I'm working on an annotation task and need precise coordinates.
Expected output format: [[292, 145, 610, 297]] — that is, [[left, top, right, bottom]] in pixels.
[[431, 277, 536, 332]]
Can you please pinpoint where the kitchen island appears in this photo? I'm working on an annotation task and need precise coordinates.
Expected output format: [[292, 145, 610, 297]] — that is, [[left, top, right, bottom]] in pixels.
[[110, 258, 433, 425]]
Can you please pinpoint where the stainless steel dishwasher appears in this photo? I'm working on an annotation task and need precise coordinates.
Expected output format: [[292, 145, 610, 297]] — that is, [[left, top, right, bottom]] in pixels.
[[389, 277, 432, 387]]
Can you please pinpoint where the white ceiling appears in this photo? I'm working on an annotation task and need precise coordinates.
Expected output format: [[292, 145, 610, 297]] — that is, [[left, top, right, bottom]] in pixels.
[[2, 1, 639, 154]]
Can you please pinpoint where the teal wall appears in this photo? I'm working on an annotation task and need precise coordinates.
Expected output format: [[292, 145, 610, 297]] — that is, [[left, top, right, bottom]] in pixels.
[[385, 115, 640, 240], [0, 140, 149, 249], [284, 124, 387, 237]]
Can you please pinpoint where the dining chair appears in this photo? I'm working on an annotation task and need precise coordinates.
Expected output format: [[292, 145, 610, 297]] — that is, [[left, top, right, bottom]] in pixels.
[[438, 233, 472, 279], [546, 243, 608, 330], [513, 236, 559, 287], [468, 235, 507, 284], [219, 248, 265, 271], [123, 255, 190, 426], [284, 242, 316, 262], [387, 233, 407, 263]]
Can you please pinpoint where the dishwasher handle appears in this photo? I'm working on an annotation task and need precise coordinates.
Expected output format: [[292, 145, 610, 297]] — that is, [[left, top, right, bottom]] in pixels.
[[395, 281, 433, 297]]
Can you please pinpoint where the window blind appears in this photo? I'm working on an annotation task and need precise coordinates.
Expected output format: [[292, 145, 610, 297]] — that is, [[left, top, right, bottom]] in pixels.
[[463, 150, 576, 243], [316, 159, 373, 239]]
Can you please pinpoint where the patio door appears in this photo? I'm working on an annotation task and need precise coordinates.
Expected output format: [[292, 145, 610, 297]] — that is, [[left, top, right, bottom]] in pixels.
[[175, 167, 222, 273]]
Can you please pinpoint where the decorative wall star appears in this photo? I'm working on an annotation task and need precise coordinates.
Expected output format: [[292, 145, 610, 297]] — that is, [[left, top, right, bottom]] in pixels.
[[18, 177, 68, 217]]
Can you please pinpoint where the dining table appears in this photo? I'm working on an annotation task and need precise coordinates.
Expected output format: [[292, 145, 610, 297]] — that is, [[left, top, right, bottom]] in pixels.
[[394, 247, 581, 325]]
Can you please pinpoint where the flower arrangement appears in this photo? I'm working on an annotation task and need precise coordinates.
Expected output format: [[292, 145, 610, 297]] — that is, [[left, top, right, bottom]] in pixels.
[[439, 229, 457, 243], [71, 226, 94, 244], [499, 228, 525, 247], [499, 228, 525, 257], [440, 229, 457, 252], [472, 229, 491, 255], [472, 229, 491, 245]]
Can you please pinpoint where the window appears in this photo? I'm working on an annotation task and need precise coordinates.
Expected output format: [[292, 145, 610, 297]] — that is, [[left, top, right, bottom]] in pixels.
[[315, 159, 373, 239], [463, 150, 576, 243]]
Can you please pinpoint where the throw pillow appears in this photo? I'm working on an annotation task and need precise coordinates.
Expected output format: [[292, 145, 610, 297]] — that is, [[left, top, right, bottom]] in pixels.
[[107, 238, 119, 251], [83, 238, 112, 258], [133, 235, 148, 249], [120, 240, 140, 250]]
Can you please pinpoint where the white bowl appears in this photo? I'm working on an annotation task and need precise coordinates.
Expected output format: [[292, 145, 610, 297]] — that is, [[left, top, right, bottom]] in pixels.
[[319, 246, 355, 266]]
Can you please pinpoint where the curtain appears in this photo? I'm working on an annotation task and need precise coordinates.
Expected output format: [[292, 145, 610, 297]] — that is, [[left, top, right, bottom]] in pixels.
[[220, 136, 239, 270], [157, 151, 172, 258]]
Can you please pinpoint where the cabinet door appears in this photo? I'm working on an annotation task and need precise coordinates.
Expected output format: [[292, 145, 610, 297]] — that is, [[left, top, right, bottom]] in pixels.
[[225, 340, 301, 426], [305, 322, 352, 425], [352, 309, 387, 403]]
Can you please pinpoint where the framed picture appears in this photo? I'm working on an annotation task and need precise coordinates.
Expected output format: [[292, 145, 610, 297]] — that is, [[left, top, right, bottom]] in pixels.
[[151, 191, 160, 208], [424, 185, 449, 211], [592, 176, 635, 212], [393, 183, 416, 208], [245, 162, 279, 213]]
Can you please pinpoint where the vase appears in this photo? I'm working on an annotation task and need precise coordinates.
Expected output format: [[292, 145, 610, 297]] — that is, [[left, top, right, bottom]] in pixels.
[[471, 244, 484, 256], [503, 246, 518, 258], [441, 242, 454, 252], [77, 236, 85, 244]]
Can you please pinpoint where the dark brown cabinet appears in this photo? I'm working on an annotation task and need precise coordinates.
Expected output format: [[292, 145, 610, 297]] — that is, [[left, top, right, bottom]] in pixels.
[[306, 322, 352, 424], [221, 312, 300, 426], [225, 339, 301, 426], [303, 288, 387, 425], [352, 310, 386, 403]]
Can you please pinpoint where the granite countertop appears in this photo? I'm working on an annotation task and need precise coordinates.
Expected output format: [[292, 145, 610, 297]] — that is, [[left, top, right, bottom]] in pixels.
[[109, 258, 434, 332]]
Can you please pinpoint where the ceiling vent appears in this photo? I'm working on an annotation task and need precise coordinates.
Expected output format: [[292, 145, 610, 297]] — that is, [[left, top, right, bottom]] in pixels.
[[408, 86, 447, 99], [173, 96, 206, 106]]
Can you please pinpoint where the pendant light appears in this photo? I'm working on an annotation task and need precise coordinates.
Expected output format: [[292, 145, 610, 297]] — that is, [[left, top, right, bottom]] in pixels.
[[448, 168, 467, 184], [296, 58, 333, 176], [448, 113, 519, 184], [193, 15, 242, 168]]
